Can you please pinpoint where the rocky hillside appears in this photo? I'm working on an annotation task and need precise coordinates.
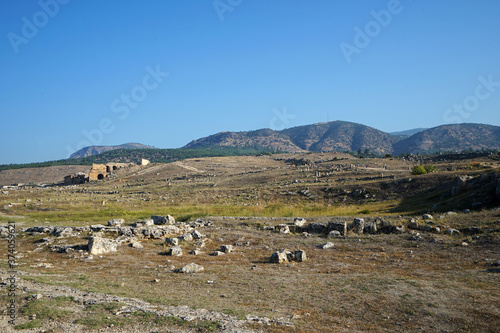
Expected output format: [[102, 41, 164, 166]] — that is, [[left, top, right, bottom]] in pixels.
[[281, 121, 395, 154], [393, 123, 500, 155], [184, 121, 395, 154], [183, 122, 500, 155], [69, 143, 156, 159], [183, 128, 304, 152]]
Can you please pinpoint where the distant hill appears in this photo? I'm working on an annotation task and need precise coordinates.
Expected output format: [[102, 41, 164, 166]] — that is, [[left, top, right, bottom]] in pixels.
[[184, 121, 398, 154], [69, 143, 156, 159], [390, 128, 427, 139], [183, 121, 500, 155], [393, 123, 500, 155], [281, 121, 395, 154], [183, 128, 304, 152]]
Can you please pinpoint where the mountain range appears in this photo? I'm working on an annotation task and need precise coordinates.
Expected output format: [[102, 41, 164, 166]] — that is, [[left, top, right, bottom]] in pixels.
[[183, 122, 500, 155], [70, 122, 500, 158]]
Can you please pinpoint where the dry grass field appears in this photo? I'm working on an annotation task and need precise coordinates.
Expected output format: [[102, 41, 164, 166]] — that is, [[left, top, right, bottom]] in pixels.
[[0, 153, 499, 332]]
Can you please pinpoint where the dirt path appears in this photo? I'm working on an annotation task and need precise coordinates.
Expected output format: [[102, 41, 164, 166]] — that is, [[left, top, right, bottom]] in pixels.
[[173, 162, 205, 173]]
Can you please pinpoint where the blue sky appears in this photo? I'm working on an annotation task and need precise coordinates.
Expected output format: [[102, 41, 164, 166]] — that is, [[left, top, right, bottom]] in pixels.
[[1, 0, 499, 164]]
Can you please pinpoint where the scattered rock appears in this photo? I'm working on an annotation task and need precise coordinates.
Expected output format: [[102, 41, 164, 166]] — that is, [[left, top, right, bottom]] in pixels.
[[271, 250, 289, 264], [189, 249, 203, 255], [293, 217, 307, 227], [169, 246, 182, 256], [178, 233, 193, 242], [130, 241, 143, 248], [179, 263, 204, 274], [151, 214, 175, 225], [275, 224, 290, 234], [52, 227, 77, 238], [295, 250, 307, 262], [327, 230, 341, 238], [409, 232, 421, 241], [212, 251, 225, 256], [165, 237, 179, 246], [107, 218, 124, 227], [445, 228, 460, 236], [423, 214, 433, 220], [220, 244, 234, 253], [191, 230, 205, 239], [319, 242, 335, 249]]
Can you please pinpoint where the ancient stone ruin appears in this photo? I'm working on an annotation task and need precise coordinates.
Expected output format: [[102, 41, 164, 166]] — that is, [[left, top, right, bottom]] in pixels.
[[64, 163, 130, 185]]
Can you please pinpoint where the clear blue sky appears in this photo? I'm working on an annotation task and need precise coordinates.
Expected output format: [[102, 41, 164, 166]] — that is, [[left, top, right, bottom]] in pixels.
[[1, 0, 499, 164]]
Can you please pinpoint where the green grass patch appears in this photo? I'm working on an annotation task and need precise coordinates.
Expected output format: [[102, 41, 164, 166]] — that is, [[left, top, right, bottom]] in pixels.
[[20, 296, 75, 320], [15, 319, 42, 330]]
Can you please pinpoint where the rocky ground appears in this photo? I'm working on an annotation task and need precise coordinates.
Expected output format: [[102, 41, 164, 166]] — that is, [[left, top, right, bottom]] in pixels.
[[0, 153, 499, 332]]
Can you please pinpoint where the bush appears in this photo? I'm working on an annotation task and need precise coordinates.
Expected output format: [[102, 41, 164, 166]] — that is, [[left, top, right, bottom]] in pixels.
[[424, 165, 437, 173], [411, 165, 427, 175]]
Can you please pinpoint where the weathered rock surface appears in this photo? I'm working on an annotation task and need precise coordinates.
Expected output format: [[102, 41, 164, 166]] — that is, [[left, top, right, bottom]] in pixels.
[[169, 246, 182, 256], [221, 244, 234, 253], [271, 249, 306, 263], [179, 263, 204, 274], [88, 236, 118, 255], [293, 217, 307, 227], [352, 218, 365, 234], [271, 250, 289, 264], [328, 221, 347, 236], [165, 237, 179, 246], [107, 218, 124, 226], [319, 242, 335, 249], [151, 214, 175, 225]]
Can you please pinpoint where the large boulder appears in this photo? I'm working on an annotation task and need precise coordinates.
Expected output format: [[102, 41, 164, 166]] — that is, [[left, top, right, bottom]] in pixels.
[[274, 224, 290, 234], [319, 242, 335, 249], [52, 227, 77, 238], [363, 221, 378, 234], [451, 176, 470, 196], [352, 218, 365, 234], [88, 236, 118, 255], [191, 230, 205, 239], [107, 218, 124, 227], [307, 223, 328, 234], [178, 233, 193, 242], [293, 218, 307, 227], [151, 214, 175, 225], [328, 221, 347, 237], [165, 237, 179, 246], [295, 250, 307, 262], [271, 251, 289, 264], [169, 246, 182, 256], [220, 244, 233, 253]]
